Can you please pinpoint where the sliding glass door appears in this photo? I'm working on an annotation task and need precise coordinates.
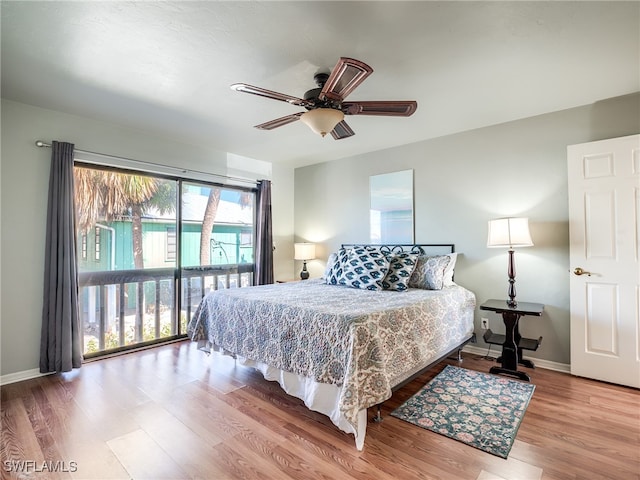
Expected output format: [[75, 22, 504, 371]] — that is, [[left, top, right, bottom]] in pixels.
[[75, 164, 255, 358]]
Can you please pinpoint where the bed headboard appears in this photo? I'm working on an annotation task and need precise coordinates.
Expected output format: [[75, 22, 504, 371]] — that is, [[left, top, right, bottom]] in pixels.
[[341, 244, 455, 255]]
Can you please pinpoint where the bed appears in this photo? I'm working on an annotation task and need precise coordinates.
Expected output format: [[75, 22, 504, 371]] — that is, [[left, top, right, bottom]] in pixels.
[[187, 244, 476, 450]]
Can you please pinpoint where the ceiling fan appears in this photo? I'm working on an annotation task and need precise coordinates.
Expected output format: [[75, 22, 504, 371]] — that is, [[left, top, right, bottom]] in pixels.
[[230, 57, 417, 139]]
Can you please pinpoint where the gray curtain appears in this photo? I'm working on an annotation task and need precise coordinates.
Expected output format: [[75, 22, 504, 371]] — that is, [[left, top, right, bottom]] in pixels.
[[254, 179, 274, 285], [40, 141, 82, 373]]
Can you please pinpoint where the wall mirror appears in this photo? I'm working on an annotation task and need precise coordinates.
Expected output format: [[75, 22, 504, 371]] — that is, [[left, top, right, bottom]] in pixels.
[[369, 169, 414, 244]]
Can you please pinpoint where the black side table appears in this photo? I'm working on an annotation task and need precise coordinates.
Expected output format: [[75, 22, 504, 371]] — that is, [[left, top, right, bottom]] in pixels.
[[479, 299, 544, 382]]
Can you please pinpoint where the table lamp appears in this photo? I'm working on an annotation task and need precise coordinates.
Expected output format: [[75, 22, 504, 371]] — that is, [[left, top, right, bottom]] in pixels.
[[487, 217, 533, 308], [294, 242, 316, 280]]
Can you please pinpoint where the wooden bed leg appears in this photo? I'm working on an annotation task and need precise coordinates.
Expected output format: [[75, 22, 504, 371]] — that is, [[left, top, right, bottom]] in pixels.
[[373, 405, 383, 423]]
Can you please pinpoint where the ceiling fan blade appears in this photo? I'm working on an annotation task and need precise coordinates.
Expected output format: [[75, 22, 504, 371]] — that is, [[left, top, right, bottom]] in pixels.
[[342, 101, 418, 116], [254, 112, 304, 130], [330, 120, 355, 140], [231, 83, 312, 107], [320, 58, 373, 102]]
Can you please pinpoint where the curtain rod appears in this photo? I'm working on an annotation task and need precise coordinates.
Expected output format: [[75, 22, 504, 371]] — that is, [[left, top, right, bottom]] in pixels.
[[35, 140, 259, 186]]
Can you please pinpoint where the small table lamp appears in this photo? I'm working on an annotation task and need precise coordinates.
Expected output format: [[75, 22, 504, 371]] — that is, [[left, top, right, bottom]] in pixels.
[[294, 242, 316, 280], [487, 217, 533, 308]]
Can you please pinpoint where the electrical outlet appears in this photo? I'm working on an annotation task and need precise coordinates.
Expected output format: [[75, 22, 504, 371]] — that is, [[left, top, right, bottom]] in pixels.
[[481, 318, 489, 330]]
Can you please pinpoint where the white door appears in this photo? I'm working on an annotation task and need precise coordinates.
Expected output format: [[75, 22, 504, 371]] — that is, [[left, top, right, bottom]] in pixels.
[[568, 134, 640, 389]]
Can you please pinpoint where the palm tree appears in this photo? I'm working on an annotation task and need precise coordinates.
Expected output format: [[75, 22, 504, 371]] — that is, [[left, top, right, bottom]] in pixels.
[[74, 167, 175, 269], [199, 187, 221, 266], [198, 187, 252, 266]]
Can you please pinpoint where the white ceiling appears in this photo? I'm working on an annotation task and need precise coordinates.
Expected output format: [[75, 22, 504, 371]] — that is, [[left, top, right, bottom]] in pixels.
[[2, 2, 639, 168]]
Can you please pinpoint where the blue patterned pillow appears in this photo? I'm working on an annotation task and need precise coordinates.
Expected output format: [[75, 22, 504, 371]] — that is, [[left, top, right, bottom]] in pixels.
[[337, 247, 390, 290], [408, 255, 451, 290], [325, 248, 350, 285], [382, 252, 420, 291]]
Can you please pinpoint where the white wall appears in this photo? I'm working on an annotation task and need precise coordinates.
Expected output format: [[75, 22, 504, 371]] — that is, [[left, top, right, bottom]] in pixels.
[[294, 93, 640, 366], [0, 99, 295, 378], [271, 162, 295, 281]]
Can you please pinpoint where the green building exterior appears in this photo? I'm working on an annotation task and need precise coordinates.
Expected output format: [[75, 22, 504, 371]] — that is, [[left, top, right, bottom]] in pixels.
[[78, 218, 253, 312], [78, 219, 254, 272]]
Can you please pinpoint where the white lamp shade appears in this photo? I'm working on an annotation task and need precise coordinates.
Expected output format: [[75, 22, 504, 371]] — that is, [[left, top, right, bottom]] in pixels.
[[487, 217, 533, 248], [294, 242, 316, 260], [300, 108, 344, 137]]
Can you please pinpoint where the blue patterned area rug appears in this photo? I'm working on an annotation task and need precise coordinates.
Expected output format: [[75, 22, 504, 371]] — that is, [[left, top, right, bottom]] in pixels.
[[391, 365, 535, 459]]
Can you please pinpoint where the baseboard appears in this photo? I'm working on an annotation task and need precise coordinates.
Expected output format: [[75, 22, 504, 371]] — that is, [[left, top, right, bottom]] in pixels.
[[462, 345, 571, 374], [0, 368, 51, 386], [1, 338, 188, 386]]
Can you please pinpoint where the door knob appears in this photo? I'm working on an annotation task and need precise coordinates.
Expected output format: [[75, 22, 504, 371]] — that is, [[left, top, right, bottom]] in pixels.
[[573, 267, 591, 276]]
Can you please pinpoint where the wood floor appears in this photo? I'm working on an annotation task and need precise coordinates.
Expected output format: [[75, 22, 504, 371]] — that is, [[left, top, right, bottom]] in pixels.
[[1, 341, 638, 480]]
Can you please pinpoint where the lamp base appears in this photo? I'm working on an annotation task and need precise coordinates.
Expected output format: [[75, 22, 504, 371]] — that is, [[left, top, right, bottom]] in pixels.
[[507, 249, 517, 308], [300, 260, 309, 280]]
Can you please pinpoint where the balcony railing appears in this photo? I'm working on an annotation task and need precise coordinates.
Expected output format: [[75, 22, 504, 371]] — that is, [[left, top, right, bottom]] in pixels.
[[79, 264, 254, 356], [181, 263, 254, 321]]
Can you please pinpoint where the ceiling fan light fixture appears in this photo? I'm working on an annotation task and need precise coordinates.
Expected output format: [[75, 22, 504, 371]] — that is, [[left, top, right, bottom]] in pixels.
[[300, 108, 344, 137], [231, 58, 417, 140]]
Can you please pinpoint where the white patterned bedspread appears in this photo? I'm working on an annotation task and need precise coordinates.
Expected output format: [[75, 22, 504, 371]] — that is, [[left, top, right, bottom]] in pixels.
[[187, 279, 475, 432]]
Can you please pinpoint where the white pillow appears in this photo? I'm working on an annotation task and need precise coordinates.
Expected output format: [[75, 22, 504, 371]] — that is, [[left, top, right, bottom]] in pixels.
[[323, 252, 338, 280], [443, 252, 458, 286]]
